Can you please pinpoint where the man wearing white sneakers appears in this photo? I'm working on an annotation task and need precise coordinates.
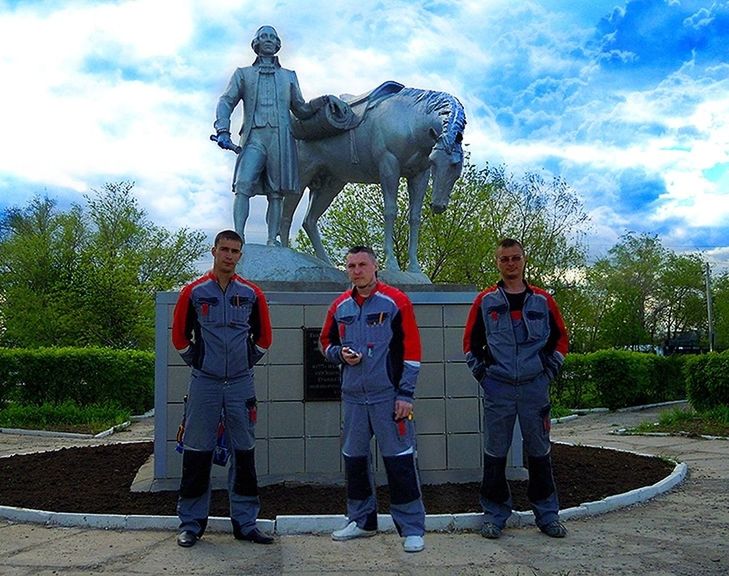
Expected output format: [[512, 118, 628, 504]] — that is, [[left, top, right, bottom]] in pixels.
[[320, 246, 426, 553]]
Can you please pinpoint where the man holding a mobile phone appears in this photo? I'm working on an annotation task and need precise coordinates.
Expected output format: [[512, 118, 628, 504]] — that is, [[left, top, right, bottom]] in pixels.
[[319, 246, 426, 553]]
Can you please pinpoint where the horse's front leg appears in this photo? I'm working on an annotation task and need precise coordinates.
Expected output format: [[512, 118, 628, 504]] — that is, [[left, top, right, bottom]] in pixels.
[[380, 172, 401, 272], [406, 171, 429, 274], [302, 180, 343, 265]]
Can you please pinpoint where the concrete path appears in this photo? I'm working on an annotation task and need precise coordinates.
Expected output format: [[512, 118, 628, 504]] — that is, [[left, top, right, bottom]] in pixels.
[[1, 406, 727, 575]]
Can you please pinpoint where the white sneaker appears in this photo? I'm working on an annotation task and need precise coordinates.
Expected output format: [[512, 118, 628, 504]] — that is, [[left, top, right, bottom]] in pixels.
[[403, 535, 425, 552], [331, 521, 377, 541]]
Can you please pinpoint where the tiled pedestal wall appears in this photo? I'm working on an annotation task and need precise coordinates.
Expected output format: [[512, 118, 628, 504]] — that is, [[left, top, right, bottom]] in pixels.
[[152, 290, 523, 491]]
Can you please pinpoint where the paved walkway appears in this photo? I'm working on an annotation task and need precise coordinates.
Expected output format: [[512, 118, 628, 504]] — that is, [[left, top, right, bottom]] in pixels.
[[1, 406, 727, 575]]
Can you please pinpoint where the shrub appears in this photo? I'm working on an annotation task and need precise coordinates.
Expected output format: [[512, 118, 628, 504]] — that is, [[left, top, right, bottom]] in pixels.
[[588, 350, 647, 410], [0, 347, 154, 414], [648, 354, 686, 403], [685, 351, 729, 412], [552, 354, 598, 408]]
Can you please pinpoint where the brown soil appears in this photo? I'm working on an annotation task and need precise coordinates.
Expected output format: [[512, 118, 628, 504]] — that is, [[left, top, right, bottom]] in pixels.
[[0, 442, 673, 517]]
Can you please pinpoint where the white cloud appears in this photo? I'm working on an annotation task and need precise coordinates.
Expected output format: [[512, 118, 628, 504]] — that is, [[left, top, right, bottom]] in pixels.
[[0, 0, 727, 271]]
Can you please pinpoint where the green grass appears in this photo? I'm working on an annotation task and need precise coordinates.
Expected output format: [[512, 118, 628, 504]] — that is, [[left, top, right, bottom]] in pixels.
[[633, 405, 729, 438], [0, 400, 131, 435]]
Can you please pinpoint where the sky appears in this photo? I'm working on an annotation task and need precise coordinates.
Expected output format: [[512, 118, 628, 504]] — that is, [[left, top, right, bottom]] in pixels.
[[1, 0, 728, 273]]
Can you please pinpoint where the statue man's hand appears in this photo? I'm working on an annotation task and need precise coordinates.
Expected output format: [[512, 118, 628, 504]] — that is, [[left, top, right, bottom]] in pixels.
[[216, 132, 235, 151], [327, 95, 349, 117]]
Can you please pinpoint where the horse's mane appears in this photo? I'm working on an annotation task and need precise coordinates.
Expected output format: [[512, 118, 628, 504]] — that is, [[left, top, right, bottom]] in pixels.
[[399, 88, 466, 154]]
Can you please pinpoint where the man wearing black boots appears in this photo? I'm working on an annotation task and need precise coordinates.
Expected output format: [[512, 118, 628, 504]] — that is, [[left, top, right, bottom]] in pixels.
[[171, 229, 273, 547], [463, 238, 569, 539]]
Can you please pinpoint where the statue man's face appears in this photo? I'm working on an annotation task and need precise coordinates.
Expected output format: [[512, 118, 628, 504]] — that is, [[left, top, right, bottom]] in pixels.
[[253, 26, 281, 56]]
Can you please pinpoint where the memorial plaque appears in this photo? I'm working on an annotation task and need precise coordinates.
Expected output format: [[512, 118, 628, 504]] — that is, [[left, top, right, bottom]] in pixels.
[[303, 327, 341, 401]]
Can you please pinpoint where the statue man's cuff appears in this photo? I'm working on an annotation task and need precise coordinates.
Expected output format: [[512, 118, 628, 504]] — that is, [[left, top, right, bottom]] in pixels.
[[310, 95, 329, 109]]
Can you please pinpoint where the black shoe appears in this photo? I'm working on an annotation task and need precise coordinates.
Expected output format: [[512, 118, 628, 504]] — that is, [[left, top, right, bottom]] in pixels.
[[234, 527, 274, 544], [177, 530, 198, 547]]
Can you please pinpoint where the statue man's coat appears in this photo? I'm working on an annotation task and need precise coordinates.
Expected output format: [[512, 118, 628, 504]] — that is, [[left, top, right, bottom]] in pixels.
[[215, 58, 314, 194]]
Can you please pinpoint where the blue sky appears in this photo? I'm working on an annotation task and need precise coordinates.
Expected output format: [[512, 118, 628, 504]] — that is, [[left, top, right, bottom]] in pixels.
[[1, 0, 728, 272]]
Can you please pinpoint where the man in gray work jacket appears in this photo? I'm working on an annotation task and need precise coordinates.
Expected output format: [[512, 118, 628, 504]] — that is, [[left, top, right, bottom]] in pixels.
[[463, 238, 569, 540], [319, 246, 426, 553]]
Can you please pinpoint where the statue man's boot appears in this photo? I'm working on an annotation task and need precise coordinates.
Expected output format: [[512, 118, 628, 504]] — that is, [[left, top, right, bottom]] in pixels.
[[233, 183, 256, 242], [266, 197, 283, 247]]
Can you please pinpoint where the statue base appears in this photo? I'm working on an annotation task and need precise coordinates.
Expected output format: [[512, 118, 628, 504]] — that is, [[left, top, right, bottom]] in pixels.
[[378, 268, 431, 285], [241, 244, 475, 292], [241, 244, 348, 288]]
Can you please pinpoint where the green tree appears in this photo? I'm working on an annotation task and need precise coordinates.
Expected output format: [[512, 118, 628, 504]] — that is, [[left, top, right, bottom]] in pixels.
[[656, 253, 706, 343], [0, 182, 207, 350], [416, 162, 500, 285], [481, 165, 589, 288], [712, 272, 729, 351], [593, 233, 665, 348], [583, 233, 710, 351]]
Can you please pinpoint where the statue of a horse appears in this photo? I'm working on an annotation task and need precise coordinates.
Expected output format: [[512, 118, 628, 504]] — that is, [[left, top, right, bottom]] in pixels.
[[280, 84, 466, 273]]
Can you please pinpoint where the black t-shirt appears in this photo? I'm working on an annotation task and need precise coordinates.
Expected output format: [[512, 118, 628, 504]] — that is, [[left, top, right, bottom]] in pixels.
[[504, 289, 527, 312]]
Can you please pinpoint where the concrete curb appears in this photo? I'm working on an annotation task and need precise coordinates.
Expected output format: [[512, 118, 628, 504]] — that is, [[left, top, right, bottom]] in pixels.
[[610, 428, 729, 441], [552, 414, 579, 424], [0, 444, 687, 534], [616, 399, 688, 412]]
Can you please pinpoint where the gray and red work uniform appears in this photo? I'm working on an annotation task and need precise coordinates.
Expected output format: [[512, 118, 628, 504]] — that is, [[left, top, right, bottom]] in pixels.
[[463, 281, 569, 530], [172, 270, 272, 539], [320, 281, 426, 537]]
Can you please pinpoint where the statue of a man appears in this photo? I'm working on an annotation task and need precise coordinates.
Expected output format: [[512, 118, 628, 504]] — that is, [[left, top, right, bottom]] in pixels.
[[214, 25, 342, 246]]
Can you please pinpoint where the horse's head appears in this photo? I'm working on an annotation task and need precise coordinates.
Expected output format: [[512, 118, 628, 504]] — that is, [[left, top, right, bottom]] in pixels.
[[428, 131, 464, 214]]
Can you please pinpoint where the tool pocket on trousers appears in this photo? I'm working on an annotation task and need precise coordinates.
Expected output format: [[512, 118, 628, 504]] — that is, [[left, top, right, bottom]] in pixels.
[[246, 397, 258, 425]]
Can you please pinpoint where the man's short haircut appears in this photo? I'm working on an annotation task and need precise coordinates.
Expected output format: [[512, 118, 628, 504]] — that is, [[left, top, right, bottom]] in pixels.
[[497, 238, 524, 253], [347, 245, 377, 261], [214, 229, 243, 247]]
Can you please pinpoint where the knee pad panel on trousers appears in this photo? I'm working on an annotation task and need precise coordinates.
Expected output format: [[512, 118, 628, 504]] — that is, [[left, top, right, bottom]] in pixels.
[[179, 450, 213, 498], [382, 454, 421, 505], [527, 454, 556, 502], [233, 448, 258, 496], [344, 455, 372, 501], [481, 454, 510, 504]]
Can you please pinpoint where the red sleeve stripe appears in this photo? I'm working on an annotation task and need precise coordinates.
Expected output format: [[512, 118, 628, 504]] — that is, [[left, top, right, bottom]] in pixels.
[[171, 273, 213, 351], [463, 288, 493, 354], [319, 291, 352, 354]]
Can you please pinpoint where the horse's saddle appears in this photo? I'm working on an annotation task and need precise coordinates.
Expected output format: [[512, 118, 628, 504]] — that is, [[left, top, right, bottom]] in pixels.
[[291, 81, 405, 141], [340, 80, 405, 113]]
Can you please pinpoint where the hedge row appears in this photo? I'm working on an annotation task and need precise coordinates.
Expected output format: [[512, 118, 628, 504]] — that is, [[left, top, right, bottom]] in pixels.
[[552, 350, 687, 411], [0, 347, 154, 415], [0, 347, 724, 415], [684, 351, 729, 411]]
